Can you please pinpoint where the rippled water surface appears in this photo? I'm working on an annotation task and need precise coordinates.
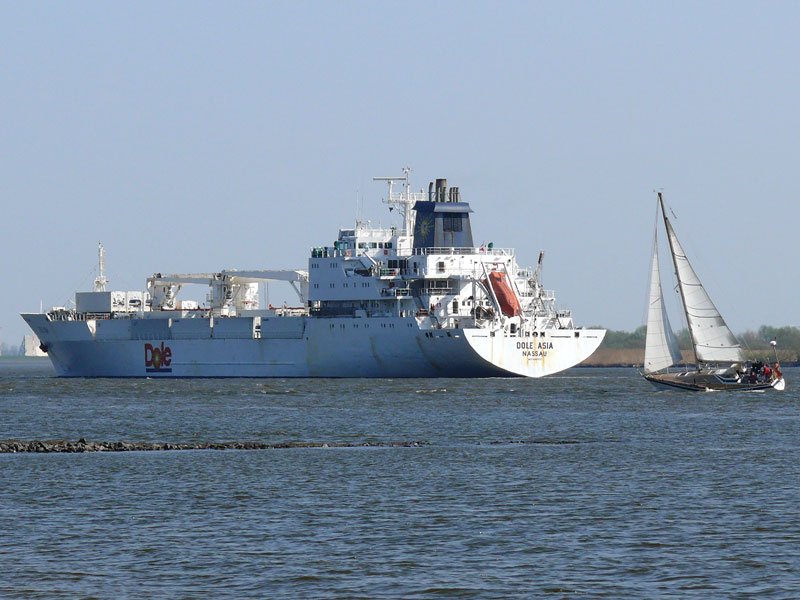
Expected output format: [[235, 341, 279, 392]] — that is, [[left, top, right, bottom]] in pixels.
[[1, 358, 799, 597]]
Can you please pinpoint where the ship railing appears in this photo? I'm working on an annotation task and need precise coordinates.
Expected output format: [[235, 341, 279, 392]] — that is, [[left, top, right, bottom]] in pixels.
[[412, 247, 512, 256], [49, 309, 114, 322], [312, 246, 390, 259], [269, 307, 309, 317], [312, 245, 514, 259], [47, 308, 77, 321], [311, 246, 358, 258], [84, 312, 113, 320], [380, 287, 411, 297], [389, 191, 427, 201], [380, 268, 429, 279], [411, 265, 522, 279]]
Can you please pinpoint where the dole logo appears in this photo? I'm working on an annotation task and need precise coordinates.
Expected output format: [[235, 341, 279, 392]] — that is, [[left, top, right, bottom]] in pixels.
[[144, 342, 173, 373]]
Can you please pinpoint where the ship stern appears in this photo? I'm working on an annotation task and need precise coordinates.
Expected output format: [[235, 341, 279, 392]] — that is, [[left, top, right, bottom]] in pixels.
[[463, 328, 606, 377]]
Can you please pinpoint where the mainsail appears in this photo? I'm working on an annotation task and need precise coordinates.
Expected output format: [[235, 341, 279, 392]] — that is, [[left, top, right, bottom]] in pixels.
[[660, 197, 745, 365], [644, 231, 683, 374]]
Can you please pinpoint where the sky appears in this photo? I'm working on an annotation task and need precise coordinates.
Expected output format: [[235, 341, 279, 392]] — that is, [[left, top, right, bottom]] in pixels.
[[2, 1, 799, 345]]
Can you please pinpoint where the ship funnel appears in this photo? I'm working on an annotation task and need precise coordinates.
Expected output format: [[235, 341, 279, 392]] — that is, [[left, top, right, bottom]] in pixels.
[[428, 181, 434, 202], [435, 178, 447, 202]]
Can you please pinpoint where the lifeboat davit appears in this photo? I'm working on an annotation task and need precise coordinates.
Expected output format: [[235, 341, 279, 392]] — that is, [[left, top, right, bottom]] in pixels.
[[483, 271, 522, 317]]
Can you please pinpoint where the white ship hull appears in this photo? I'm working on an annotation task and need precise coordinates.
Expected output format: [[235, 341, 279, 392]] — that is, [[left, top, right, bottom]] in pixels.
[[22, 314, 604, 378]]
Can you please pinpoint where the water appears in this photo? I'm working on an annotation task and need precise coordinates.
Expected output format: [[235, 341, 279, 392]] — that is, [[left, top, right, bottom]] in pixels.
[[1, 358, 799, 597]]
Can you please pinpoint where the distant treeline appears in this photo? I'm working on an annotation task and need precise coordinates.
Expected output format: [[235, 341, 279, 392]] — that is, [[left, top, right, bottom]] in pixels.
[[597, 325, 800, 362], [0, 343, 22, 357]]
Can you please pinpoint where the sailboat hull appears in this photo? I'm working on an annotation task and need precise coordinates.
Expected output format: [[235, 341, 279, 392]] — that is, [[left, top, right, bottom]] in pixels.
[[644, 371, 783, 392]]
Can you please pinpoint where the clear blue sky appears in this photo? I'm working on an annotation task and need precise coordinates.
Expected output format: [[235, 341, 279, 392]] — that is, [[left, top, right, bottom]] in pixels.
[[2, 1, 799, 345]]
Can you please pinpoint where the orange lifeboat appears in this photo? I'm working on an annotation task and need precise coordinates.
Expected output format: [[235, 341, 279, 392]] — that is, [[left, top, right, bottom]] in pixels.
[[483, 271, 522, 317]]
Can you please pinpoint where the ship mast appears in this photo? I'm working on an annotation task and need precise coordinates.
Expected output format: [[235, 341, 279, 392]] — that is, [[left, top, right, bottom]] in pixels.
[[374, 166, 414, 236], [93, 242, 108, 292], [658, 193, 698, 367]]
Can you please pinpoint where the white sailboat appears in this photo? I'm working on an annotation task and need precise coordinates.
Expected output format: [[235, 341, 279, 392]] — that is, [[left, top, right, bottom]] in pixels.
[[643, 193, 785, 391]]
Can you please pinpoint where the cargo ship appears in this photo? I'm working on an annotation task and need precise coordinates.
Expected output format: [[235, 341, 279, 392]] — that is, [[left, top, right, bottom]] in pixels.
[[22, 170, 605, 377]]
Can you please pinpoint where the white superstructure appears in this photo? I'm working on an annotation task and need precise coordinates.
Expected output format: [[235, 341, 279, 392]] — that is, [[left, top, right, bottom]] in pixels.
[[22, 170, 605, 378]]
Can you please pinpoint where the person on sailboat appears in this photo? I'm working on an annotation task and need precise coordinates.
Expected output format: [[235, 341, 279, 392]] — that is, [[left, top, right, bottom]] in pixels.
[[773, 362, 782, 381], [763, 363, 772, 382]]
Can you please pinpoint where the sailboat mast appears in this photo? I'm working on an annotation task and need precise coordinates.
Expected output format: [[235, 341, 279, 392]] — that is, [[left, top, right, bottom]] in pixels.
[[658, 193, 698, 367]]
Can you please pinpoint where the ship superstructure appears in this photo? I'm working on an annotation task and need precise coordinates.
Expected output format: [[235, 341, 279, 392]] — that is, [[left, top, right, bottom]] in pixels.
[[23, 170, 605, 377]]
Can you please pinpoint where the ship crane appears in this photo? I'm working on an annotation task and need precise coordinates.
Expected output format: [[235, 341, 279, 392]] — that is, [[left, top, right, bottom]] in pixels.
[[147, 269, 309, 312]]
